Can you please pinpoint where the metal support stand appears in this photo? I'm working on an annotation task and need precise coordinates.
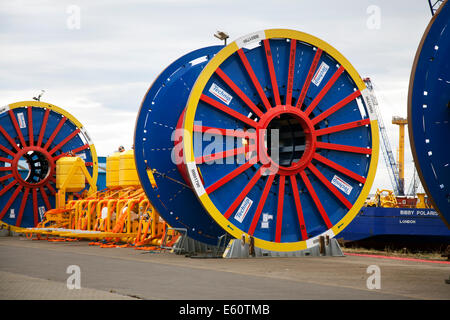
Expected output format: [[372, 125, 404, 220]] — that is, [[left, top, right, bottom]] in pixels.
[[222, 236, 344, 258], [169, 233, 344, 258], [171, 233, 230, 258]]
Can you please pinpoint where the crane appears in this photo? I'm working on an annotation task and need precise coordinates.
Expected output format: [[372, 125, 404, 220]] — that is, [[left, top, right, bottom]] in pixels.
[[363, 1, 441, 197], [391, 116, 407, 195], [406, 166, 421, 196], [428, 0, 445, 15], [363, 78, 403, 195]]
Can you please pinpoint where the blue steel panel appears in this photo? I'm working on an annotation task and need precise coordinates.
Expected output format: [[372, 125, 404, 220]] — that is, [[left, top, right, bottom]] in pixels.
[[409, 2, 450, 227], [134, 46, 226, 245]]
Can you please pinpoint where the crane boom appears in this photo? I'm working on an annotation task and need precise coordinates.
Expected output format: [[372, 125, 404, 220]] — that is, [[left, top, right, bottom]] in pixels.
[[363, 78, 402, 195], [428, 0, 445, 15]]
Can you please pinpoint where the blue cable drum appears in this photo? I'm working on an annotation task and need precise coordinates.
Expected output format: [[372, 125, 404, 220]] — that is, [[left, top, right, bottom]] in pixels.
[[182, 29, 379, 252], [0, 101, 98, 228], [134, 46, 226, 245], [408, 0, 450, 228]]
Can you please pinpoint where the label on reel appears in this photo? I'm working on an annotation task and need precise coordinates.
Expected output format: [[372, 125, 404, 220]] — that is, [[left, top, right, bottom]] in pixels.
[[312, 61, 329, 86], [209, 83, 233, 105], [331, 175, 353, 195], [17, 112, 27, 128], [187, 162, 206, 196], [234, 197, 253, 223], [235, 30, 266, 48]]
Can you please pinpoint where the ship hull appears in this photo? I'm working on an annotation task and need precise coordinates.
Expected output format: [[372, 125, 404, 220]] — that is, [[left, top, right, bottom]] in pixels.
[[339, 207, 450, 242]]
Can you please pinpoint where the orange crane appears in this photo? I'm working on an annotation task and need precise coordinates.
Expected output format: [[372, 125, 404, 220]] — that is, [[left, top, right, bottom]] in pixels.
[[392, 116, 408, 196]]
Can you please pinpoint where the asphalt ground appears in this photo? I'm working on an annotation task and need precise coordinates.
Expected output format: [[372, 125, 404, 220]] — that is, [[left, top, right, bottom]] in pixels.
[[0, 237, 449, 300]]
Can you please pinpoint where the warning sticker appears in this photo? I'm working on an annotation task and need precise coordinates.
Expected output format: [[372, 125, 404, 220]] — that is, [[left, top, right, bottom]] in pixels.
[[17, 112, 26, 128], [209, 83, 233, 105], [331, 175, 353, 195], [311, 61, 329, 87], [234, 197, 253, 223]]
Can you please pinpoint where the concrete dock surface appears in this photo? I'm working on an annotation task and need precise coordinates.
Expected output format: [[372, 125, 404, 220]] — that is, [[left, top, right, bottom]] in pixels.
[[0, 237, 449, 300]]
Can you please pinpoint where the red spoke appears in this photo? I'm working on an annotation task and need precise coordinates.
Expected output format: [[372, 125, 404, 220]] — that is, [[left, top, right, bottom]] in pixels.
[[49, 128, 80, 155], [196, 144, 255, 164], [0, 126, 20, 152], [0, 167, 12, 172], [39, 187, 51, 210], [313, 153, 366, 184], [275, 175, 285, 243], [53, 144, 90, 161], [32, 188, 39, 226], [286, 39, 297, 106], [206, 157, 257, 194], [0, 185, 23, 220], [304, 66, 345, 117], [0, 180, 17, 197], [224, 167, 263, 219], [263, 39, 281, 106], [289, 174, 308, 240], [0, 157, 12, 163], [27, 107, 34, 146], [0, 144, 15, 157], [316, 142, 372, 155], [37, 108, 50, 147], [193, 125, 256, 139], [215, 68, 264, 118], [237, 49, 272, 111], [43, 116, 67, 150], [15, 187, 30, 227], [46, 183, 56, 195], [200, 94, 258, 128], [307, 163, 353, 210], [0, 173, 13, 182], [299, 171, 332, 228], [311, 91, 362, 125], [295, 48, 322, 109], [8, 110, 27, 147], [315, 118, 371, 136], [248, 173, 275, 236]]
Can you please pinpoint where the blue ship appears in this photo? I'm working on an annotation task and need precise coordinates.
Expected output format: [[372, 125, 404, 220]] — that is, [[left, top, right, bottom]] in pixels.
[[339, 206, 450, 243]]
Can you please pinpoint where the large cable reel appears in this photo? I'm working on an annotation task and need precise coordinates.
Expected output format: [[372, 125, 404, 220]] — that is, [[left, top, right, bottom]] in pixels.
[[0, 101, 98, 227], [135, 29, 379, 251], [408, 0, 450, 228]]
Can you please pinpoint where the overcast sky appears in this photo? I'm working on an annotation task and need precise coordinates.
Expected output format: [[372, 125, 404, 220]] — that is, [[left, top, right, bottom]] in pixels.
[[0, 0, 435, 193]]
